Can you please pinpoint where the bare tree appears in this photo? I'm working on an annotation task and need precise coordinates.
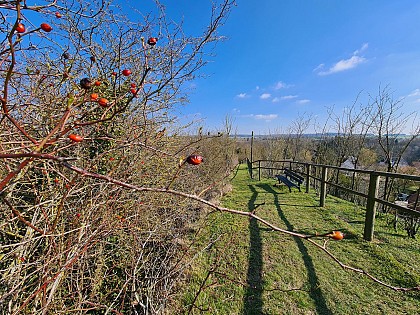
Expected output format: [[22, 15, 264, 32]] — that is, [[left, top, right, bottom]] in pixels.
[[369, 86, 420, 204]]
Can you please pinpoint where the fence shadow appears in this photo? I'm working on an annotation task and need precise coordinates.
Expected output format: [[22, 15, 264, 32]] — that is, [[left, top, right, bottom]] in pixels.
[[242, 185, 264, 315], [260, 183, 334, 315]]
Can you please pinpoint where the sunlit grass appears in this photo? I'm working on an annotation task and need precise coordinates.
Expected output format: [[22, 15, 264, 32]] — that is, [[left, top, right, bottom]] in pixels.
[[178, 165, 420, 314]]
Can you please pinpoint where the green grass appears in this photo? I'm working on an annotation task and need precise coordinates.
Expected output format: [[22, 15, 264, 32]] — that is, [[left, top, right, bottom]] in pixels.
[[179, 165, 420, 314]]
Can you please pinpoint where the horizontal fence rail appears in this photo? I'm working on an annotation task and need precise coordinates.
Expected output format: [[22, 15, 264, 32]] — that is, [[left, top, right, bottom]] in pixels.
[[247, 159, 420, 241]]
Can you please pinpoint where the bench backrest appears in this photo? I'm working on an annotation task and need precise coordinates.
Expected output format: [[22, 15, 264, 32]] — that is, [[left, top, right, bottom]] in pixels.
[[284, 169, 304, 183]]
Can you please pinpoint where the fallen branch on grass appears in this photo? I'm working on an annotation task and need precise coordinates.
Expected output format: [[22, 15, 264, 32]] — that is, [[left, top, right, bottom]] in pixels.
[[61, 160, 420, 292]]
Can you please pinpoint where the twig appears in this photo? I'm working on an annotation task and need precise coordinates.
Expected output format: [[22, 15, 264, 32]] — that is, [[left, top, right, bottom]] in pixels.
[[59, 161, 420, 292]]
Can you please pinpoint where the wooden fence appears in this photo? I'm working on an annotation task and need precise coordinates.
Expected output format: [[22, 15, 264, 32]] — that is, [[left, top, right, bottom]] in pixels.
[[246, 159, 420, 241]]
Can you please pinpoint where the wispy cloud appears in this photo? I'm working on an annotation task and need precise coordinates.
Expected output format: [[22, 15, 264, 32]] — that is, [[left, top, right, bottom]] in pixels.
[[272, 95, 298, 103], [297, 99, 310, 104], [243, 114, 278, 121], [408, 89, 420, 97], [281, 95, 298, 100], [407, 89, 420, 103], [254, 114, 278, 121], [315, 43, 368, 76], [236, 93, 248, 99], [260, 93, 271, 99], [353, 43, 368, 55], [274, 81, 291, 90]]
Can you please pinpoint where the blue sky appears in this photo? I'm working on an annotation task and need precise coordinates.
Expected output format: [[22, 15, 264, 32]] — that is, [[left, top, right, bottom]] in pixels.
[[147, 1, 420, 134]]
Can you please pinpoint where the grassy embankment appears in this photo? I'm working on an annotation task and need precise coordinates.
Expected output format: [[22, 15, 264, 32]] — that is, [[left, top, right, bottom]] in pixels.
[[179, 164, 420, 315]]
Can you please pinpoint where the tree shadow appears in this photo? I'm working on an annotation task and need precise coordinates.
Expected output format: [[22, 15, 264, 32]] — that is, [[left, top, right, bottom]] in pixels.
[[242, 184, 264, 315], [261, 183, 334, 315]]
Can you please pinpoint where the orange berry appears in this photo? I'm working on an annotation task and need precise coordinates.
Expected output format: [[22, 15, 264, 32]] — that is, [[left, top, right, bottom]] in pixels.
[[98, 98, 109, 107], [68, 134, 83, 142], [330, 231, 344, 240]]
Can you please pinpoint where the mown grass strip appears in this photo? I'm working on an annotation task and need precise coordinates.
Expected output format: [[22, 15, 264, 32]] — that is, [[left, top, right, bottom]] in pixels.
[[179, 165, 420, 314]]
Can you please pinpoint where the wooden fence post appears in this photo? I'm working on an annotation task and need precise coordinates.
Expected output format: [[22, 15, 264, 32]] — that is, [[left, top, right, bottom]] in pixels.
[[320, 166, 327, 207], [250, 131, 254, 164], [305, 164, 311, 193], [364, 173, 380, 241], [246, 158, 253, 179], [258, 160, 261, 181]]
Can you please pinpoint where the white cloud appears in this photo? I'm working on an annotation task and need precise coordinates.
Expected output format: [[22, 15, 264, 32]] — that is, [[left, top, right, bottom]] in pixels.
[[297, 99, 310, 104], [243, 114, 278, 121], [353, 43, 368, 55], [260, 93, 271, 99], [313, 63, 325, 72], [281, 95, 298, 100], [316, 43, 368, 76], [272, 95, 298, 103], [236, 93, 248, 99], [274, 81, 288, 90], [254, 114, 278, 121], [408, 89, 420, 97], [318, 56, 366, 75]]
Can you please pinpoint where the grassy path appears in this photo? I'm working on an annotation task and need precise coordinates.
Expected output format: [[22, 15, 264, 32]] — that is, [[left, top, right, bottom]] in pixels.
[[180, 165, 420, 314]]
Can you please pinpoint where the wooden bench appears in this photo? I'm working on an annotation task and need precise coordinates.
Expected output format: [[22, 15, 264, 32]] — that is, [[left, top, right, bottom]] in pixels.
[[274, 169, 304, 192]]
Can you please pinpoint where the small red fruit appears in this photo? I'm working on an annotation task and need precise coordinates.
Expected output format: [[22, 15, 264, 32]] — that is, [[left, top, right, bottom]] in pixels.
[[130, 83, 136, 88], [76, 213, 81, 218], [130, 88, 137, 95], [90, 56, 96, 62], [16, 23, 25, 33], [55, 12, 62, 18], [122, 69, 132, 76], [94, 80, 101, 86], [90, 93, 99, 101], [109, 157, 115, 161], [112, 71, 117, 76], [147, 37, 158, 46], [54, 178, 59, 184], [40, 23, 52, 32], [186, 155, 203, 165], [68, 134, 83, 142], [330, 231, 344, 240], [98, 98, 109, 107]]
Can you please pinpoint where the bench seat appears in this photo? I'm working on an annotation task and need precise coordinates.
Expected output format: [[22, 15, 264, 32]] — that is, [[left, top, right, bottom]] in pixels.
[[274, 169, 304, 192]]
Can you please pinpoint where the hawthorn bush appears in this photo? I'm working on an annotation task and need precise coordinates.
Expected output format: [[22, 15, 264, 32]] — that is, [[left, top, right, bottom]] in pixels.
[[0, 0, 236, 313]]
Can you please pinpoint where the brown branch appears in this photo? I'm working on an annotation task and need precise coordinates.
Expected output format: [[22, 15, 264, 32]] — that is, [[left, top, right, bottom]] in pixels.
[[3, 197, 45, 235], [59, 160, 420, 292]]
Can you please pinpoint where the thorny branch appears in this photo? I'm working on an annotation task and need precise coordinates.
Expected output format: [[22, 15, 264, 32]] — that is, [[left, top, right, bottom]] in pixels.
[[61, 160, 420, 292]]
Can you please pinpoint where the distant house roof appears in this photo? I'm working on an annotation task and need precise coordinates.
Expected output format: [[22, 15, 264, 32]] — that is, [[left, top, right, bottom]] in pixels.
[[340, 156, 356, 169]]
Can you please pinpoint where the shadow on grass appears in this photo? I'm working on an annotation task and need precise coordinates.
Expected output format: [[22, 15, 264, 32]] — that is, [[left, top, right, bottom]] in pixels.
[[242, 185, 264, 315], [261, 183, 334, 315]]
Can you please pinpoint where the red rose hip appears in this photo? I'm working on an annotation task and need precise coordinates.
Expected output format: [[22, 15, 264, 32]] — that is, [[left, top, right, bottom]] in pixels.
[[186, 155, 203, 165], [40, 23, 52, 32]]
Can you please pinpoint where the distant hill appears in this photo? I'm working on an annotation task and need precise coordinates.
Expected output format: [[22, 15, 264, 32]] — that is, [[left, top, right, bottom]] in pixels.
[[232, 133, 410, 139]]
